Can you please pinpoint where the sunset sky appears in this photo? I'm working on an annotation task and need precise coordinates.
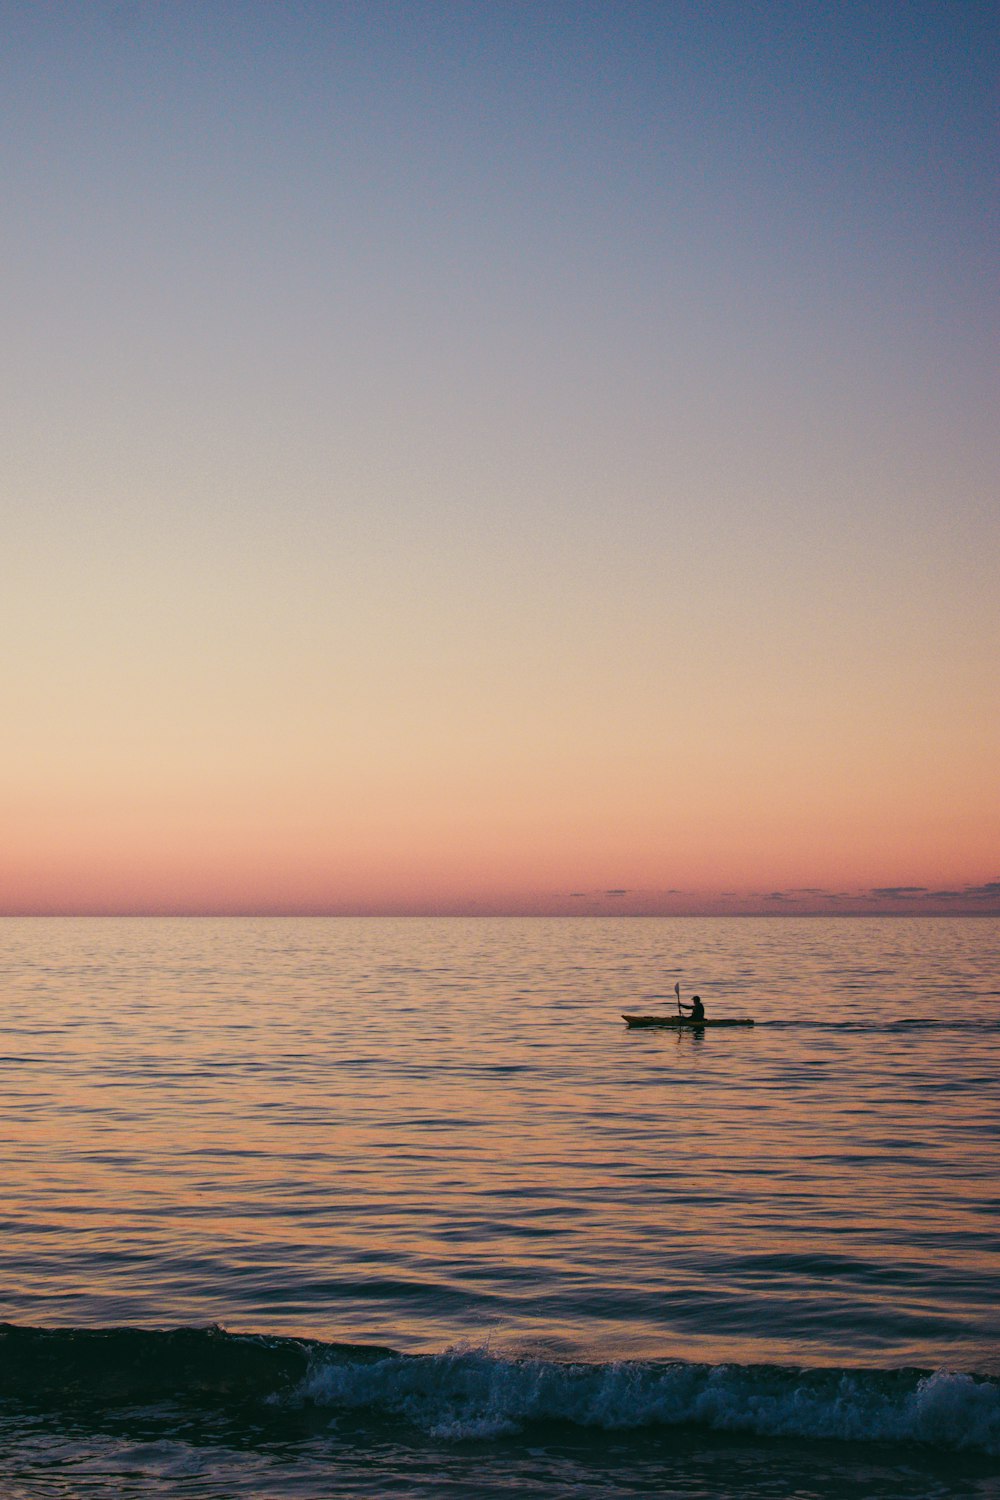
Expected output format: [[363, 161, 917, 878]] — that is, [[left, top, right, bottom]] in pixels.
[[3, 1, 997, 916]]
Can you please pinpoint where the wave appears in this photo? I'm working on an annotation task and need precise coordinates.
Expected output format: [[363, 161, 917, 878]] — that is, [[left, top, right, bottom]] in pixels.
[[0, 1323, 320, 1404], [3, 1324, 997, 1456], [297, 1346, 1000, 1452]]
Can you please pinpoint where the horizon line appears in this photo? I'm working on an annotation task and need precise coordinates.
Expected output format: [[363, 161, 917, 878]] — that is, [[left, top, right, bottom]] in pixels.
[[2, 910, 999, 920]]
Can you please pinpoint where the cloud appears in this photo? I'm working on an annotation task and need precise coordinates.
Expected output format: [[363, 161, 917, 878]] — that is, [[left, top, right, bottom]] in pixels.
[[554, 882, 1000, 913], [858, 882, 1000, 908]]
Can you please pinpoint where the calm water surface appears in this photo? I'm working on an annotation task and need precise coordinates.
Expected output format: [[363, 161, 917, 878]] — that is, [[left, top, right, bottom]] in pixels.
[[0, 916, 997, 1496]]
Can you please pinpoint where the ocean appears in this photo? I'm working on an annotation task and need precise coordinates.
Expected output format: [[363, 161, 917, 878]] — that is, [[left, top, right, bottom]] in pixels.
[[0, 915, 997, 1497]]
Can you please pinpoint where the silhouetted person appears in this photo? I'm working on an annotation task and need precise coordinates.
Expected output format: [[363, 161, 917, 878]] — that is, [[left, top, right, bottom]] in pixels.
[[679, 994, 705, 1024]]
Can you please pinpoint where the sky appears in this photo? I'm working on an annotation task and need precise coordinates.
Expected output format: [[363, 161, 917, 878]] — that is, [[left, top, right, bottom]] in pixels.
[[3, 0, 998, 916]]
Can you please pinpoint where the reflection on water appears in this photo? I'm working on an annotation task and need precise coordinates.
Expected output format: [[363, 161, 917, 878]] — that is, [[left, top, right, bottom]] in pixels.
[[0, 916, 997, 1370]]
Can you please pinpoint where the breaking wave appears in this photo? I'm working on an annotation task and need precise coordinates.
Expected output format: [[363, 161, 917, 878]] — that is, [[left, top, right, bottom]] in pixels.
[[296, 1344, 1000, 1451], [3, 1326, 995, 1455]]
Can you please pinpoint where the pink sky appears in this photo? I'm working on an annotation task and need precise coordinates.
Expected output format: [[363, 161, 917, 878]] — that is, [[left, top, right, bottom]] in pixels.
[[3, 6, 997, 916]]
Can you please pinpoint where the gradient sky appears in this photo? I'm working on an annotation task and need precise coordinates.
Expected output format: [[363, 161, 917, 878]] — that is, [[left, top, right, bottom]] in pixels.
[[3, 0, 998, 915]]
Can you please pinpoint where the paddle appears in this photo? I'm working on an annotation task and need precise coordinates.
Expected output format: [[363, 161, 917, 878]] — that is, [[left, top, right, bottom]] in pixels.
[[675, 980, 681, 1020]]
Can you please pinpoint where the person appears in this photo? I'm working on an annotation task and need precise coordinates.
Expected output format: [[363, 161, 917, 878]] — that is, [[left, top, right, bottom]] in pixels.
[[679, 994, 705, 1024]]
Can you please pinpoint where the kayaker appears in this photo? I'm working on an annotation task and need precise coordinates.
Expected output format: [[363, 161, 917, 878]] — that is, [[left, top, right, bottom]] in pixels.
[[679, 994, 705, 1024]]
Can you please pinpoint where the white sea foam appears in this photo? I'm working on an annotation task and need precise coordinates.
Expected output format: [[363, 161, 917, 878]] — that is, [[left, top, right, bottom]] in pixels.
[[298, 1349, 1000, 1452]]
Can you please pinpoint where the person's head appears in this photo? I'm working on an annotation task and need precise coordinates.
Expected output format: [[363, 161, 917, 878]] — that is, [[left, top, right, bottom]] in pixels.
[[691, 995, 701, 1005]]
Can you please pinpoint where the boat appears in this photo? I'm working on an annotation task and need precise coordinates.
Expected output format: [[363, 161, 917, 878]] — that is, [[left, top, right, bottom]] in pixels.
[[622, 1014, 755, 1028]]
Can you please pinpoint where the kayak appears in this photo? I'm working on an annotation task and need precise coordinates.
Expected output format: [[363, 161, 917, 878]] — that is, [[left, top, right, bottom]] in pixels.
[[622, 1014, 755, 1028]]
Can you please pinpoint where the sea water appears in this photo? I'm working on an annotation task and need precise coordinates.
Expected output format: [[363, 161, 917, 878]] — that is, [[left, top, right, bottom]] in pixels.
[[0, 916, 997, 1497]]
